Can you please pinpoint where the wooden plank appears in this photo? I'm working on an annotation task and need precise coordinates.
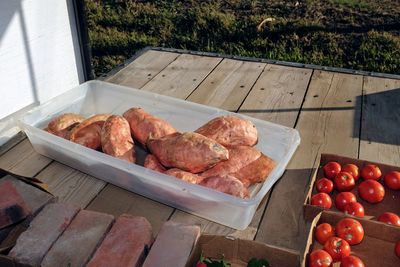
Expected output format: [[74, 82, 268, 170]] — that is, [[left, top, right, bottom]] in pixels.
[[255, 71, 363, 252], [0, 132, 26, 157], [105, 50, 180, 88], [240, 64, 313, 127], [187, 59, 265, 111], [360, 76, 400, 165], [141, 54, 222, 98], [169, 65, 312, 238], [35, 162, 106, 208], [87, 185, 172, 235], [0, 138, 106, 208], [0, 139, 52, 176]]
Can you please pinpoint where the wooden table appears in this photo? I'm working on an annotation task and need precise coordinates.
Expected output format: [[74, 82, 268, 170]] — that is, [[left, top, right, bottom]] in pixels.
[[1, 48, 399, 255]]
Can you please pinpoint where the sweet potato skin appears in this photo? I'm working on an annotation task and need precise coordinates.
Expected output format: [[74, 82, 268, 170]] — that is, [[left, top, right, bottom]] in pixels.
[[232, 153, 276, 187], [199, 174, 249, 199], [101, 115, 136, 163], [147, 132, 229, 173], [47, 113, 85, 139], [201, 146, 276, 187], [144, 154, 166, 173], [70, 114, 111, 150], [201, 146, 260, 177], [164, 168, 204, 184], [123, 107, 177, 146], [195, 115, 258, 147]]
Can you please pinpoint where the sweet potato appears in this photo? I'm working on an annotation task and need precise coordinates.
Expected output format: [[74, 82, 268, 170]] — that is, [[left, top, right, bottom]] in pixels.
[[195, 115, 258, 147], [47, 113, 85, 139], [201, 146, 276, 187], [144, 154, 166, 173], [164, 168, 204, 184], [101, 115, 136, 163], [70, 114, 111, 150], [147, 132, 229, 173], [199, 174, 249, 199], [123, 107, 177, 146]]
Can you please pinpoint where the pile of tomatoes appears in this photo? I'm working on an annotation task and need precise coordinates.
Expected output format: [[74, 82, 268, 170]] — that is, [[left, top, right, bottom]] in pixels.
[[309, 217, 365, 267], [311, 161, 400, 226], [309, 161, 400, 265]]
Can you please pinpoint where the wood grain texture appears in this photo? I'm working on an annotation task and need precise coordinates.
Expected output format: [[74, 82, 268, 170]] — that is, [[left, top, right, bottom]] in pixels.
[[141, 54, 222, 99], [187, 59, 265, 111], [169, 64, 312, 239], [0, 139, 52, 176], [105, 50, 180, 88], [36, 162, 105, 208], [0, 132, 26, 157], [360, 76, 400, 165], [87, 184, 173, 235], [0, 138, 106, 208], [255, 71, 363, 252], [240, 65, 313, 127]]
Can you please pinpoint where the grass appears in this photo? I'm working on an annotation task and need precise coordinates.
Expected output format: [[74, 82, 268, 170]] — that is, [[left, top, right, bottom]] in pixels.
[[85, 0, 400, 77]]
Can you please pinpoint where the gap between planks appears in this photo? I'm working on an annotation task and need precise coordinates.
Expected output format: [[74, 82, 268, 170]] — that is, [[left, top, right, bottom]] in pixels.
[[255, 71, 364, 253]]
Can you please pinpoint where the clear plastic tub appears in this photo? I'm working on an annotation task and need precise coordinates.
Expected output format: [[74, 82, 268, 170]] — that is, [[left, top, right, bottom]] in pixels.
[[19, 80, 300, 229]]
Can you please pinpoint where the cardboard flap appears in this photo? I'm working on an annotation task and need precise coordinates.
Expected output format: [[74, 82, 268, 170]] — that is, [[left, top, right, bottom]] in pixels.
[[186, 235, 300, 267], [0, 168, 52, 195]]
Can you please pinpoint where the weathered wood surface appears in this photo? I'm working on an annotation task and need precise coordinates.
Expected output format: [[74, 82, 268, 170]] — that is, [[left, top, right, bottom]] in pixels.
[[1, 49, 399, 255], [169, 64, 312, 239], [360, 77, 400, 165], [255, 71, 363, 252]]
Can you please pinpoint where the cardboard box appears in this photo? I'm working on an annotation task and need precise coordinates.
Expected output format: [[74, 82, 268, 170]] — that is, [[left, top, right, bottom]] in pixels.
[[304, 154, 400, 221], [186, 235, 300, 267], [302, 211, 400, 267], [0, 169, 54, 266]]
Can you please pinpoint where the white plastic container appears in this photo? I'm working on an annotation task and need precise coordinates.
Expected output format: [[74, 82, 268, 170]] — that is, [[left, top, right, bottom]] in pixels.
[[19, 80, 300, 229]]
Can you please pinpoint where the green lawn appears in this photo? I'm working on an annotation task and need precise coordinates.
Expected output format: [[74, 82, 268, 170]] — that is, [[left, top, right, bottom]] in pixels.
[[85, 0, 400, 76]]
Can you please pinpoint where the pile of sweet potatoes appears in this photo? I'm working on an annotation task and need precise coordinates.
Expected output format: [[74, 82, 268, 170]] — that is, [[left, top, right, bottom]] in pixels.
[[46, 108, 276, 199]]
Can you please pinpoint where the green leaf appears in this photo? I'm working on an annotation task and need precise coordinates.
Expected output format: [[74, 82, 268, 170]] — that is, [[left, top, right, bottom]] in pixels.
[[247, 257, 270, 267]]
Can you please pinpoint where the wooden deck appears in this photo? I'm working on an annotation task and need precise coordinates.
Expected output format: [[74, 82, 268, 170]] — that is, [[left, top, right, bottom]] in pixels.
[[1, 48, 399, 255]]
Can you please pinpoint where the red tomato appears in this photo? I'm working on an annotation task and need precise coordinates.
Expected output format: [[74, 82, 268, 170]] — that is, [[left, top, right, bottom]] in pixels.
[[323, 161, 341, 180], [336, 218, 364, 245], [316, 178, 334, 194], [358, 180, 385, 203], [342, 164, 360, 181], [196, 263, 207, 267], [311, 193, 332, 209], [340, 255, 365, 267], [384, 171, 400, 190], [344, 202, 365, 218], [315, 223, 335, 245], [334, 172, 355, 191], [309, 249, 333, 267], [361, 164, 382, 180], [396, 240, 400, 258], [335, 192, 356, 211], [377, 212, 400, 226], [323, 236, 351, 262]]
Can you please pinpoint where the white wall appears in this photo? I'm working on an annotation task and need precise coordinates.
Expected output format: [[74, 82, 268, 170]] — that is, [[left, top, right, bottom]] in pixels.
[[0, 0, 84, 141]]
